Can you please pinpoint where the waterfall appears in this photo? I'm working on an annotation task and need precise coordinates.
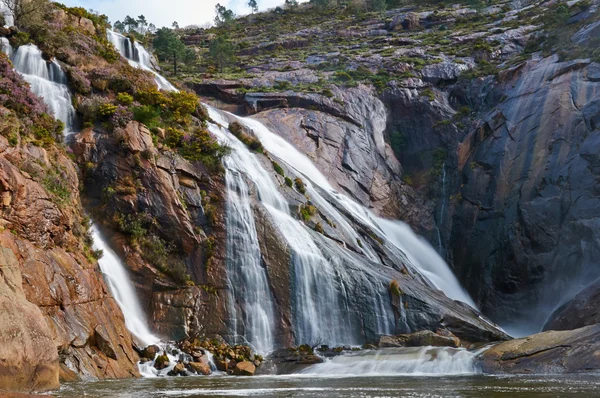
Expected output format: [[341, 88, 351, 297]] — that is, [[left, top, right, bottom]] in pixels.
[[106, 30, 177, 92], [91, 225, 159, 346], [1, 3, 13, 27], [235, 116, 476, 308], [106, 37, 475, 351], [209, 108, 395, 347], [224, 167, 276, 353], [435, 162, 447, 254], [1, 37, 11, 57], [10, 44, 75, 135], [298, 346, 484, 376]]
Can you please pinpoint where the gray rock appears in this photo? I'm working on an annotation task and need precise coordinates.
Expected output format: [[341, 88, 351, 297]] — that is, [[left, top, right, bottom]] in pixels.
[[422, 62, 470, 85], [543, 278, 600, 331], [571, 21, 600, 46]]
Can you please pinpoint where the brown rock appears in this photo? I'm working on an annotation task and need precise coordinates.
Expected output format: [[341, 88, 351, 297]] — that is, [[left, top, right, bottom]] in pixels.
[[481, 324, 600, 374], [214, 357, 229, 371], [168, 362, 186, 376], [378, 330, 460, 348], [0, 247, 59, 392], [187, 362, 211, 375], [233, 361, 256, 376], [142, 345, 160, 360]]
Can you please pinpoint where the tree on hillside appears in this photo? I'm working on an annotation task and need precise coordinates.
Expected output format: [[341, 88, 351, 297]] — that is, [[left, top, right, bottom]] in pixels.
[[123, 15, 138, 32], [248, 0, 258, 13], [153, 27, 186, 75], [113, 20, 125, 32], [309, 0, 330, 9], [207, 35, 236, 72], [172, 21, 179, 29], [137, 15, 148, 34], [148, 23, 156, 34], [0, 0, 51, 27], [285, 0, 299, 8], [214, 3, 235, 27]]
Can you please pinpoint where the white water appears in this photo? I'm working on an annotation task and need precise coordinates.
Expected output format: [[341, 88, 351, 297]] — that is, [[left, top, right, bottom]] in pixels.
[[0, 3, 13, 27], [299, 347, 482, 376], [91, 225, 159, 346], [1, 37, 11, 57], [103, 36, 478, 353], [106, 30, 177, 92], [235, 116, 476, 308], [10, 44, 76, 135], [209, 108, 394, 347], [224, 165, 276, 353]]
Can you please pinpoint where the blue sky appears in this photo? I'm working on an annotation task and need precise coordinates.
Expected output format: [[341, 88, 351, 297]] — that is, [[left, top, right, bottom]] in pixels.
[[59, 0, 307, 29]]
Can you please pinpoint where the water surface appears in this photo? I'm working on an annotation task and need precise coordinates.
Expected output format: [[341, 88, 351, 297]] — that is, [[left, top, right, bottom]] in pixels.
[[53, 374, 600, 398]]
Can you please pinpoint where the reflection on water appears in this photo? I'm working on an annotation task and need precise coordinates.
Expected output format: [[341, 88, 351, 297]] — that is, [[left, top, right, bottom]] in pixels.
[[53, 374, 600, 398]]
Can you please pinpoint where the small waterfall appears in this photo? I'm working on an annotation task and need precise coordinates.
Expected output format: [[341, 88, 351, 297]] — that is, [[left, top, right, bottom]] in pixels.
[[1, 37, 11, 57], [10, 44, 75, 135], [91, 225, 159, 346], [1, 3, 13, 27], [106, 30, 177, 92], [298, 347, 483, 376], [436, 162, 447, 254]]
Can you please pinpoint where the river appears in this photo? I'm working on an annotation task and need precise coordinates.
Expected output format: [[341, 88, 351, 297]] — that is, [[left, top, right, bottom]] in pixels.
[[53, 374, 600, 397]]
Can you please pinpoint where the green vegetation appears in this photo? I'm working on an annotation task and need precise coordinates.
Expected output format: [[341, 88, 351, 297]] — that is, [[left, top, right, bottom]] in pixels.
[[389, 279, 403, 297], [294, 177, 307, 194]]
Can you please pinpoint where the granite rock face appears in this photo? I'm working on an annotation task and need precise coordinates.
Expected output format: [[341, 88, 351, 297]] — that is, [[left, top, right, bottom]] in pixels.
[[448, 57, 600, 331]]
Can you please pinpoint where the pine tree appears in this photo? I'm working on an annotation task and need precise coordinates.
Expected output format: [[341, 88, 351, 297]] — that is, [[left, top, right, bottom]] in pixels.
[[248, 0, 258, 13]]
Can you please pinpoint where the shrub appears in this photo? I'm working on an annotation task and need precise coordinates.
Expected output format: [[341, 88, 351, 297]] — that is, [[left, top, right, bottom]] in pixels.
[[110, 105, 133, 128], [389, 280, 403, 297], [116, 92, 134, 106], [272, 161, 284, 176], [294, 177, 306, 194], [133, 105, 161, 128], [285, 176, 293, 187]]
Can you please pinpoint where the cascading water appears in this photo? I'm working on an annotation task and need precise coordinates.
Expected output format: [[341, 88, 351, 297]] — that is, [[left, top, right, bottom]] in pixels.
[[224, 166, 276, 353], [1, 3, 13, 27], [106, 30, 177, 92], [298, 346, 485, 376], [108, 36, 476, 354], [9, 44, 76, 134], [209, 108, 395, 347], [1, 37, 11, 57], [91, 225, 159, 346], [235, 116, 476, 308]]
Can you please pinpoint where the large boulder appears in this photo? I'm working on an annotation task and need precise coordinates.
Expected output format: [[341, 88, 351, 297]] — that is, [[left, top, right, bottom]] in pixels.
[[233, 361, 256, 376], [480, 324, 600, 374], [187, 362, 211, 375], [543, 278, 600, 331]]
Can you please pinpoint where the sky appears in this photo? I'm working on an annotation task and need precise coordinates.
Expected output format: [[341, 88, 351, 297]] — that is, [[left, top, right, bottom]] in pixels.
[[59, 0, 307, 29]]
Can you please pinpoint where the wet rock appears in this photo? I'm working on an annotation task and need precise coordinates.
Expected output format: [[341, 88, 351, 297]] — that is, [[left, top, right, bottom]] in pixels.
[[187, 362, 211, 375], [154, 354, 170, 370], [142, 345, 160, 360], [378, 330, 460, 348], [214, 357, 229, 372], [449, 57, 600, 329], [233, 361, 256, 376], [92, 327, 117, 360], [543, 278, 600, 331], [480, 324, 600, 374], [167, 362, 186, 376]]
